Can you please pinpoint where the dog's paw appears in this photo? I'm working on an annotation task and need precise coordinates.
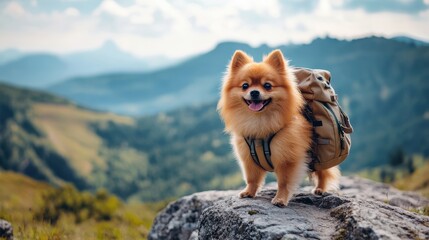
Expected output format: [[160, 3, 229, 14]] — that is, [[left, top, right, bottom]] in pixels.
[[271, 197, 288, 207], [239, 190, 255, 198], [312, 188, 324, 195]]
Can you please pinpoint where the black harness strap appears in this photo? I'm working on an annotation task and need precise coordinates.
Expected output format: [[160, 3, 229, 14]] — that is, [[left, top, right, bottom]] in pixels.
[[262, 133, 276, 169], [244, 132, 277, 171], [244, 137, 267, 171]]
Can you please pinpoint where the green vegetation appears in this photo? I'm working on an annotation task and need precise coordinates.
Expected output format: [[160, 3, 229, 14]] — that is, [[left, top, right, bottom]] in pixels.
[[0, 171, 164, 239], [0, 82, 244, 202], [35, 186, 121, 224], [92, 104, 243, 201], [358, 151, 429, 198], [247, 210, 259, 215], [409, 206, 429, 216]]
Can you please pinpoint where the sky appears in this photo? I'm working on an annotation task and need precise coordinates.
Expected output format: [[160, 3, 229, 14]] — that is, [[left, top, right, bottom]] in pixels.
[[0, 0, 428, 58]]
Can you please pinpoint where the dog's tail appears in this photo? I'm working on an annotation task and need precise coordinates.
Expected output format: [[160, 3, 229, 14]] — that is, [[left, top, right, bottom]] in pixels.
[[310, 166, 341, 194]]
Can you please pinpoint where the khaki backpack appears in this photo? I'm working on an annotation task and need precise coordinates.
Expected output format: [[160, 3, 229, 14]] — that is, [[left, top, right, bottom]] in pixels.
[[294, 68, 353, 171]]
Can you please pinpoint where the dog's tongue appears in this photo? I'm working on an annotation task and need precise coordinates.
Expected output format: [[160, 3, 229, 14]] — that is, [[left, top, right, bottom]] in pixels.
[[249, 102, 264, 111]]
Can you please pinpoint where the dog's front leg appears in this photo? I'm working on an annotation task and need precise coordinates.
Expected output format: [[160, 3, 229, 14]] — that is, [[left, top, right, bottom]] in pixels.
[[272, 160, 305, 207], [239, 159, 266, 198]]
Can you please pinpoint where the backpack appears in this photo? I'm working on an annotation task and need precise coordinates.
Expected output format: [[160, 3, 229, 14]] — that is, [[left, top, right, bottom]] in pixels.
[[294, 68, 353, 171]]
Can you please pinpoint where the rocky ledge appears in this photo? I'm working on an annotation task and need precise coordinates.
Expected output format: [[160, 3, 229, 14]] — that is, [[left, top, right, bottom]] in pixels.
[[149, 176, 429, 240]]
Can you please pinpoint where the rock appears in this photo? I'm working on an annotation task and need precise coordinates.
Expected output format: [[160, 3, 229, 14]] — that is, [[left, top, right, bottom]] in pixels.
[[149, 177, 429, 240], [149, 190, 237, 240], [0, 219, 13, 240], [335, 176, 429, 209]]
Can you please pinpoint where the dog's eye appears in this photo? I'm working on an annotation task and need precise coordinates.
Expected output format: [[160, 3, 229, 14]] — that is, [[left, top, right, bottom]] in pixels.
[[242, 83, 249, 90], [263, 83, 272, 90]]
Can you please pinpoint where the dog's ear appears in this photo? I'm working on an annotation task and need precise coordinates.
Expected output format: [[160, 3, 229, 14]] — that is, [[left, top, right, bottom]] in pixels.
[[264, 49, 286, 74], [230, 50, 252, 73]]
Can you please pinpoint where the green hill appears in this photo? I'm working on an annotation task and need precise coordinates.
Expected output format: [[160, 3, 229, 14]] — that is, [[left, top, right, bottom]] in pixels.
[[92, 102, 241, 201], [0, 83, 138, 193], [0, 83, 240, 201]]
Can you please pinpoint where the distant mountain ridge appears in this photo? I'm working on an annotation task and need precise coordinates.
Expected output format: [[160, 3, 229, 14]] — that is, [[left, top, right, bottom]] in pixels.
[[48, 41, 268, 115], [392, 36, 429, 46], [0, 49, 23, 65], [0, 54, 68, 87], [0, 41, 174, 88], [47, 36, 429, 116]]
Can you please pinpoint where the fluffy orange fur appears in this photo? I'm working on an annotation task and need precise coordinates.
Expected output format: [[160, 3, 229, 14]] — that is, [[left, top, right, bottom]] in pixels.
[[218, 49, 340, 207]]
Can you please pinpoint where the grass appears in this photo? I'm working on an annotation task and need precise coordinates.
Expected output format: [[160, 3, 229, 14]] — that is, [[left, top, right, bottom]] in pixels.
[[393, 157, 429, 198], [0, 171, 164, 240], [31, 103, 134, 177], [357, 155, 429, 198]]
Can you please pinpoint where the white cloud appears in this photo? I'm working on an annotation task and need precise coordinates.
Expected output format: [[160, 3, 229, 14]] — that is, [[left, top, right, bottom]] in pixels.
[[3, 2, 27, 17], [0, 2, 102, 54], [64, 7, 80, 17], [425, 0, 429, 5], [93, 0, 128, 17], [281, 5, 429, 44], [0, 0, 428, 58]]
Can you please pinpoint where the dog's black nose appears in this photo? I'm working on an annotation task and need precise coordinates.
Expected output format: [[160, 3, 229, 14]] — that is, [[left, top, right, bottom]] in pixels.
[[250, 90, 260, 99]]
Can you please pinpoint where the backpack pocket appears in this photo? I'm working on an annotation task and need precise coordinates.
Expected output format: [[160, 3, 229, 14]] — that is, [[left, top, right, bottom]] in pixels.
[[310, 101, 339, 161], [309, 101, 351, 170]]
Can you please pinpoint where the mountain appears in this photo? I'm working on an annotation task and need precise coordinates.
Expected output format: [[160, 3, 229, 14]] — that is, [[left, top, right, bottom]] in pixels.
[[63, 40, 148, 76], [0, 54, 68, 87], [392, 36, 429, 46], [0, 40, 173, 88], [0, 49, 24, 65], [0, 82, 134, 191], [42, 41, 263, 115], [48, 41, 272, 115], [47, 36, 429, 116]]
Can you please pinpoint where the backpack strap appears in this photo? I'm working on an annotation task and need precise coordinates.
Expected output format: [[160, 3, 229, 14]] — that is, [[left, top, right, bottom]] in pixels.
[[338, 105, 353, 134], [302, 103, 320, 172]]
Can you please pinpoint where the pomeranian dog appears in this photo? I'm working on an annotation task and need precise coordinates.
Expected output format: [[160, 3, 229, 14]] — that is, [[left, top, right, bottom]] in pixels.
[[218, 49, 340, 207]]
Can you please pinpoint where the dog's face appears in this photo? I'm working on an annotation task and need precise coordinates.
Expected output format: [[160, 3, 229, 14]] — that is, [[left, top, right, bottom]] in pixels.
[[232, 53, 288, 114], [218, 50, 304, 137]]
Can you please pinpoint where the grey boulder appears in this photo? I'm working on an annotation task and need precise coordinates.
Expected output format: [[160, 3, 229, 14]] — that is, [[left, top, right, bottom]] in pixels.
[[149, 176, 429, 240]]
